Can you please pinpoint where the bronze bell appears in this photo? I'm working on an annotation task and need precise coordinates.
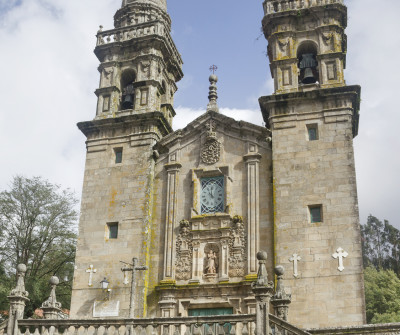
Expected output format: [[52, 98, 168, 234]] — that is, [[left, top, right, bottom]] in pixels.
[[122, 94, 133, 110], [299, 53, 317, 84], [302, 67, 316, 84]]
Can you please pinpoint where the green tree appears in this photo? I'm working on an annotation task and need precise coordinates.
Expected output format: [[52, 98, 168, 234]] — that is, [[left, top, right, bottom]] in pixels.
[[364, 267, 400, 323], [361, 215, 400, 275], [361, 215, 388, 269], [0, 176, 78, 316]]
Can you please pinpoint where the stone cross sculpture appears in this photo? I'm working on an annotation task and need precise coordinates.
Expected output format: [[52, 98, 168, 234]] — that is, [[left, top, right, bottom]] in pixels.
[[332, 248, 348, 272], [289, 253, 301, 278], [121, 258, 148, 318], [86, 264, 97, 287]]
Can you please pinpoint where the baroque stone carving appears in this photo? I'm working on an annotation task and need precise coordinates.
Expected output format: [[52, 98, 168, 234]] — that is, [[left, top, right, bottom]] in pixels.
[[228, 215, 246, 277], [175, 220, 193, 280], [201, 120, 221, 165]]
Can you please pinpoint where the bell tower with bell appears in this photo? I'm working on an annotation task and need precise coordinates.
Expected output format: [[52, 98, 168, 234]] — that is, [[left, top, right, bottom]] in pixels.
[[259, 0, 365, 328], [70, 0, 182, 318]]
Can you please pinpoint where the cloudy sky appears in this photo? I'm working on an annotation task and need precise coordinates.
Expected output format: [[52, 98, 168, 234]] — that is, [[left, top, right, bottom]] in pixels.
[[0, 0, 399, 228]]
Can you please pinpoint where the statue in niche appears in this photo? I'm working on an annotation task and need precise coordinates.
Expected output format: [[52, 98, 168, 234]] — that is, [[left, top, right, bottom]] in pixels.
[[204, 244, 219, 277], [206, 250, 217, 274]]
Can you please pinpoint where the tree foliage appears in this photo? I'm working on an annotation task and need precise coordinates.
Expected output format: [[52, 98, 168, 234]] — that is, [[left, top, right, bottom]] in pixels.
[[361, 215, 400, 323], [364, 267, 400, 323], [0, 176, 78, 316], [361, 215, 400, 275]]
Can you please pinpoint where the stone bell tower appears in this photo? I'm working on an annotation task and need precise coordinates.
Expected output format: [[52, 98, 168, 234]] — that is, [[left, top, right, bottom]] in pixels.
[[259, 0, 365, 328], [70, 0, 182, 318]]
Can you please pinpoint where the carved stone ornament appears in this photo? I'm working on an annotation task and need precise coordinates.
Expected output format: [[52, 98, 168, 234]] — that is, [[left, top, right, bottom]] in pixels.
[[228, 215, 247, 277], [201, 120, 221, 165], [175, 220, 193, 280]]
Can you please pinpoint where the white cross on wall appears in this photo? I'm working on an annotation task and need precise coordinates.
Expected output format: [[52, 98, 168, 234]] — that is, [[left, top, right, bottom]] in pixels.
[[86, 264, 97, 287], [289, 253, 301, 278], [332, 248, 348, 272]]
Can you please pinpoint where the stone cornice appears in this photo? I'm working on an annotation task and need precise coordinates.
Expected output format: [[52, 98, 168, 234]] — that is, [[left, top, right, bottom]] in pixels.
[[259, 85, 361, 137], [77, 111, 172, 138]]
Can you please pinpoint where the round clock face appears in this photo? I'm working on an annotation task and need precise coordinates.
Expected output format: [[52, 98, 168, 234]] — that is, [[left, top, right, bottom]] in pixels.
[[200, 180, 224, 213]]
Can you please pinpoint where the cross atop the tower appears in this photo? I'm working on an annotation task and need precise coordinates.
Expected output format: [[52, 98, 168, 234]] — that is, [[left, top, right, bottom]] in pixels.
[[209, 65, 218, 74]]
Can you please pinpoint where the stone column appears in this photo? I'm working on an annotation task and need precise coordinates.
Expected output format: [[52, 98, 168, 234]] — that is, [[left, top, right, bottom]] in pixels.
[[190, 241, 201, 283], [163, 163, 182, 281], [220, 239, 229, 282], [271, 266, 291, 321], [244, 153, 262, 275], [252, 252, 274, 335], [41, 276, 62, 320], [7, 264, 29, 335]]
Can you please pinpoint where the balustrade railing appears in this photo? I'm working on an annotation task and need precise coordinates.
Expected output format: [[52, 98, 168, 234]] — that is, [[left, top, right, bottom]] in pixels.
[[307, 322, 400, 335], [17, 315, 255, 335], [95, 23, 182, 64], [96, 22, 164, 46], [263, 0, 344, 15], [16, 314, 312, 335]]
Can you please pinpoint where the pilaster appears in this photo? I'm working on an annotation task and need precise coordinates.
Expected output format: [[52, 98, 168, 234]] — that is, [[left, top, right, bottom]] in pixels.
[[244, 153, 262, 275], [162, 162, 182, 281]]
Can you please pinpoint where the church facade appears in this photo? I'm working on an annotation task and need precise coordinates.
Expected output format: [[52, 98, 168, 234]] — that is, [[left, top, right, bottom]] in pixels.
[[70, 0, 365, 329]]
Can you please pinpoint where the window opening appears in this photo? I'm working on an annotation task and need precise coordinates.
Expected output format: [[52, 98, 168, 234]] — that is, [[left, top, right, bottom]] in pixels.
[[114, 147, 123, 164], [309, 205, 322, 223], [108, 222, 118, 239], [307, 124, 319, 141]]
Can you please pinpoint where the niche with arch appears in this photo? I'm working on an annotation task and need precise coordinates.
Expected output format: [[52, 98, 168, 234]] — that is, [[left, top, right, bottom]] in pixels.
[[203, 243, 219, 278], [297, 41, 319, 85], [121, 69, 136, 110]]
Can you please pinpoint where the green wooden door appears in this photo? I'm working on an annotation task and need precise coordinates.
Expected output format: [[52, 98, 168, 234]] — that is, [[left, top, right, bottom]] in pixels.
[[189, 308, 233, 334], [189, 308, 233, 316]]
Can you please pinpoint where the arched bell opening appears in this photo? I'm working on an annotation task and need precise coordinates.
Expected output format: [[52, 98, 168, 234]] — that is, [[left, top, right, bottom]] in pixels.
[[297, 41, 319, 85], [121, 69, 136, 110]]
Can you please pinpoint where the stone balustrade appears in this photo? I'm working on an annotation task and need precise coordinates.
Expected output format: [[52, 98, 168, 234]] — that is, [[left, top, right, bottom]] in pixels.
[[96, 23, 164, 46], [263, 0, 344, 15], [16, 314, 311, 335], [96, 23, 182, 64], [307, 322, 400, 335]]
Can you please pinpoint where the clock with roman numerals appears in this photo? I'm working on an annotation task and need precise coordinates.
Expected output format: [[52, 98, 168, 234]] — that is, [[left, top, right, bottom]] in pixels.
[[200, 176, 224, 214]]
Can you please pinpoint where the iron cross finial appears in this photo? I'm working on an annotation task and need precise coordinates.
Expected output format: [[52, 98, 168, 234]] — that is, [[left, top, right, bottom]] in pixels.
[[209, 65, 218, 74]]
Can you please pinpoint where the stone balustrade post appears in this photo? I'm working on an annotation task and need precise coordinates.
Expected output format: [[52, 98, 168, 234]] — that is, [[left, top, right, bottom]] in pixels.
[[7, 264, 29, 335], [252, 251, 274, 335], [41, 276, 62, 320], [271, 266, 291, 321]]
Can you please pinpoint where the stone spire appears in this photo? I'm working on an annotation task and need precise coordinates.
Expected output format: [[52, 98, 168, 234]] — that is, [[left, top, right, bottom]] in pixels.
[[121, 0, 167, 11], [207, 74, 219, 113]]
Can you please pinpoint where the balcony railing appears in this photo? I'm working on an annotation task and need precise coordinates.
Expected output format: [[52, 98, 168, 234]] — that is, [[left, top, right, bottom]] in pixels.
[[263, 0, 344, 15], [95, 23, 182, 65], [16, 314, 312, 335]]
